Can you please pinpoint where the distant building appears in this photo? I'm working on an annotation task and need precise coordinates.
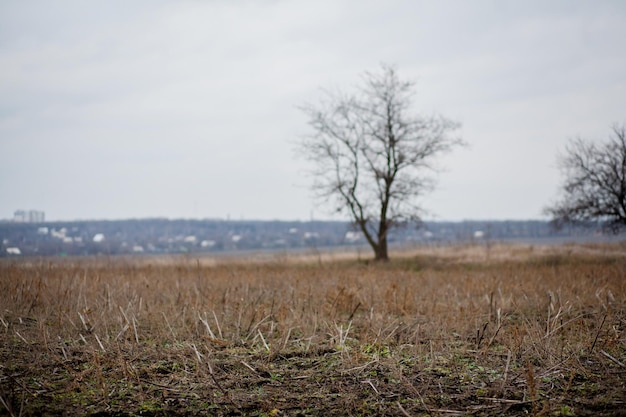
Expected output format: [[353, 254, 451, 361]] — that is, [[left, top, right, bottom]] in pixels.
[[14, 210, 45, 223]]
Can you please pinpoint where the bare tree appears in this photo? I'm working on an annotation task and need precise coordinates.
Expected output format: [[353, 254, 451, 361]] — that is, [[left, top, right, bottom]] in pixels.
[[545, 124, 626, 230], [298, 65, 463, 261]]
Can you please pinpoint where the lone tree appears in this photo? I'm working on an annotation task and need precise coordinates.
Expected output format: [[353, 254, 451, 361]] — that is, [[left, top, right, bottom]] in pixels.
[[299, 65, 463, 261], [545, 124, 626, 230]]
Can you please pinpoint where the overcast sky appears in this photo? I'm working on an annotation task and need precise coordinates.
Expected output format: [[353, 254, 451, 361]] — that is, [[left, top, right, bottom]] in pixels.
[[1, 1, 625, 222]]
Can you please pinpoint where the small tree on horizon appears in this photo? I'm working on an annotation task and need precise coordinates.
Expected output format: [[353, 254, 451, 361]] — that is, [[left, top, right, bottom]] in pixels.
[[298, 64, 464, 261], [545, 124, 626, 231]]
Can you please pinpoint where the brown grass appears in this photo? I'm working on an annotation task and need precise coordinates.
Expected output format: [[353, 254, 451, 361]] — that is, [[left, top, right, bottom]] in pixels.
[[1, 243, 625, 416]]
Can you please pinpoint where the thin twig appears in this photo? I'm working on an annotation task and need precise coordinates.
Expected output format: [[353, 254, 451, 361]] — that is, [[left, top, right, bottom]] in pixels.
[[14, 331, 29, 345], [240, 361, 258, 374], [348, 302, 361, 321], [282, 327, 292, 351], [600, 350, 625, 368], [501, 349, 512, 391], [161, 312, 177, 341], [212, 310, 223, 339], [138, 378, 180, 392], [258, 329, 270, 352], [131, 315, 139, 344], [429, 408, 464, 415], [397, 401, 411, 417], [94, 334, 106, 352], [589, 313, 607, 354], [340, 360, 377, 375], [361, 379, 379, 395], [198, 312, 215, 339], [190, 343, 241, 413], [482, 397, 528, 404], [0, 386, 16, 417]]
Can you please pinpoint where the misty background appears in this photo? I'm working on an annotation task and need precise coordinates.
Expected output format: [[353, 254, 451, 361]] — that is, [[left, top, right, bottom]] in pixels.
[[1, 1, 625, 222]]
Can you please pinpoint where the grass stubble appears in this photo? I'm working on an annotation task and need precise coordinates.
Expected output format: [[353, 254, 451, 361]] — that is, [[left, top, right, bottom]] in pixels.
[[0, 243, 625, 416]]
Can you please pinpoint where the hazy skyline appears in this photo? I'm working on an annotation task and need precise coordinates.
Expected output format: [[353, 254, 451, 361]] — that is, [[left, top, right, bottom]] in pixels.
[[1, 1, 625, 222]]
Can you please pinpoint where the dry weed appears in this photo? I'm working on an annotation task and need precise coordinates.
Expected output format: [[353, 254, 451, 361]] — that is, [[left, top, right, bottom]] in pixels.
[[1, 243, 625, 416]]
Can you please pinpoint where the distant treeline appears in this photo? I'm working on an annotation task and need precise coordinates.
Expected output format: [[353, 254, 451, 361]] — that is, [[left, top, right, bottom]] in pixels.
[[0, 218, 616, 257]]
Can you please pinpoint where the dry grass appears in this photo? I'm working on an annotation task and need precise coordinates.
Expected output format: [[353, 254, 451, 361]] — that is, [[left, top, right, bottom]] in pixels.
[[1, 243, 625, 416]]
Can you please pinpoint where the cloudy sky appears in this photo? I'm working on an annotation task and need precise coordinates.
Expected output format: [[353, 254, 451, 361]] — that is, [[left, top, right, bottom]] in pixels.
[[1, 1, 625, 222]]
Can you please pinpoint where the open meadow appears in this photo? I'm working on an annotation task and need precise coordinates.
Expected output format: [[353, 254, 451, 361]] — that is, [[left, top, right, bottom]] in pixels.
[[1, 243, 625, 416]]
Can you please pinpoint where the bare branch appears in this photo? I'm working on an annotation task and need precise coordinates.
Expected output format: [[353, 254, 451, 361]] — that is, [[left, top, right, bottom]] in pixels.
[[546, 124, 626, 231], [297, 64, 463, 260]]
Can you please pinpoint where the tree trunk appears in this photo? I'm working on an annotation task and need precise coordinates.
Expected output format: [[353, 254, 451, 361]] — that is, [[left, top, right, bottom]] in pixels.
[[374, 236, 389, 261]]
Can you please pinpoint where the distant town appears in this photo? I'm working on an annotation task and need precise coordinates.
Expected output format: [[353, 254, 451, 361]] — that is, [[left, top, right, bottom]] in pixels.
[[1, 209, 621, 258]]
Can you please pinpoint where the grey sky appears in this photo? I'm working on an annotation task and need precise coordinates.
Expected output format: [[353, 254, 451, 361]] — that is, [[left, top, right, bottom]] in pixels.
[[1, 1, 625, 221]]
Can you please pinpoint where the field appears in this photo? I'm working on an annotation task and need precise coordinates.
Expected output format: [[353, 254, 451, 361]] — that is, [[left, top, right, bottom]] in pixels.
[[1, 243, 625, 416]]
